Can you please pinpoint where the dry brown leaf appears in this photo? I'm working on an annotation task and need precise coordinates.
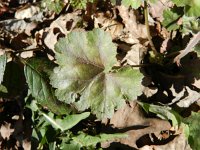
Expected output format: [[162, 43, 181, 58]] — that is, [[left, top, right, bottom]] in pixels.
[[0, 19, 37, 36], [117, 5, 147, 44], [102, 101, 171, 148], [122, 43, 147, 66], [94, 12, 123, 40], [42, 10, 82, 51], [176, 87, 200, 107], [139, 133, 191, 150], [149, 0, 173, 22], [22, 139, 31, 150], [143, 86, 158, 98], [0, 122, 14, 140], [160, 38, 172, 53], [15, 4, 40, 19]]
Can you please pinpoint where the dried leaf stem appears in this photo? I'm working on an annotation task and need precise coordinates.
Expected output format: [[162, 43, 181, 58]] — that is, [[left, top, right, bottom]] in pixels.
[[174, 31, 200, 65], [144, 1, 158, 56], [13, 47, 42, 54]]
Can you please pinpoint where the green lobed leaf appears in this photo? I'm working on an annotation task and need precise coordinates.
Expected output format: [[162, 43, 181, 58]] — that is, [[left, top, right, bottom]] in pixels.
[[162, 7, 183, 31], [50, 29, 143, 119], [184, 0, 200, 17], [42, 112, 90, 131], [138, 102, 182, 127], [24, 57, 74, 115], [72, 132, 127, 147], [0, 54, 6, 84], [121, 0, 143, 9], [184, 112, 200, 150], [75, 67, 143, 119], [171, 0, 188, 6], [70, 0, 94, 9], [42, 0, 64, 14], [181, 16, 200, 34], [171, 0, 200, 17]]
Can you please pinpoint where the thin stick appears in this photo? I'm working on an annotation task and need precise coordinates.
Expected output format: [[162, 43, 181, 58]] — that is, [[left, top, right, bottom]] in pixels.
[[130, 64, 154, 67], [13, 47, 42, 54], [144, 1, 158, 56]]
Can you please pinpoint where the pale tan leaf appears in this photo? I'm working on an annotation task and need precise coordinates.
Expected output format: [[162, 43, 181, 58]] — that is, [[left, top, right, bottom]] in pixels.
[[0, 122, 14, 140], [43, 10, 82, 51], [102, 102, 171, 148], [15, 5, 40, 19], [117, 5, 147, 44]]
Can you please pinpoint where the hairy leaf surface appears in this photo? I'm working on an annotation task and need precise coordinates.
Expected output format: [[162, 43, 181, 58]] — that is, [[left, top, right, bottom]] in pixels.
[[0, 54, 6, 84], [24, 58, 74, 115], [50, 29, 143, 119]]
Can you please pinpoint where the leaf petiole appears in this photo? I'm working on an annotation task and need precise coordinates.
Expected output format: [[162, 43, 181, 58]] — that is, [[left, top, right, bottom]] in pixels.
[[144, 0, 158, 56]]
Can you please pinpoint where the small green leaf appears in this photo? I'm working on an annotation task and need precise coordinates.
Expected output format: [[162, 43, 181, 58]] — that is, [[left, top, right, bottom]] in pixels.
[[162, 7, 183, 31], [171, 0, 200, 17], [138, 102, 182, 127], [0, 85, 7, 93], [42, 0, 64, 14], [184, 112, 200, 150], [181, 16, 200, 34], [184, 0, 200, 17], [121, 0, 143, 9], [24, 57, 74, 115], [0, 54, 6, 84], [72, 132, 127, 147], [70, 0, 94, 9], [50, 29, 143, 119], [171, 0, 188, 6], [42, 112, 90, 131]]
